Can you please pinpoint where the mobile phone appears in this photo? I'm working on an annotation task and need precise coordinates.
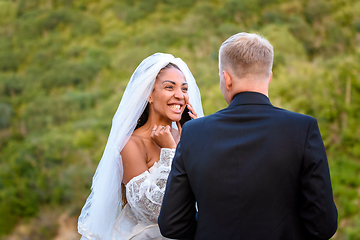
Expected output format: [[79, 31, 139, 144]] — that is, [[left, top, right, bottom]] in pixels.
[[180, 105, 192, 126]]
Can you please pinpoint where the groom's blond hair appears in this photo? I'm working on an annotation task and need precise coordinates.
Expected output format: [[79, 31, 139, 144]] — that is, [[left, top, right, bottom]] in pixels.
[[219, 32, 273, 79]]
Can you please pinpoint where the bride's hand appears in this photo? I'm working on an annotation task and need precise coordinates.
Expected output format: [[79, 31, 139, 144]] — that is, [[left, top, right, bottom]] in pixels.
[[187, 103, 197, 120], [176, 103, 198, 136], [151, 124, 176, 149]]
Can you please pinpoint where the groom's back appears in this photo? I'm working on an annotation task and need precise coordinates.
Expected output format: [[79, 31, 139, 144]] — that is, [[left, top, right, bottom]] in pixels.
[[179, 92, 335, 240], [159, 31, 337, 240]]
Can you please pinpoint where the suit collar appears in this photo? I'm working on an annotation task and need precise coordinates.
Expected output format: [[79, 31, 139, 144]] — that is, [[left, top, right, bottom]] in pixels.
[[228, 91, 272, 108]]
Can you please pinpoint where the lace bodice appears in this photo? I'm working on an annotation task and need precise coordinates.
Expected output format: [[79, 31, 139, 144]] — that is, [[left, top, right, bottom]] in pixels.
[[111, 148, 175, 240], [125, 148, 175, 223]]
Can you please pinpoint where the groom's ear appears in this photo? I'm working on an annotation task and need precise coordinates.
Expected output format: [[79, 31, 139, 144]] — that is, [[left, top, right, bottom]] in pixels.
[[223, 70, 232, 91]]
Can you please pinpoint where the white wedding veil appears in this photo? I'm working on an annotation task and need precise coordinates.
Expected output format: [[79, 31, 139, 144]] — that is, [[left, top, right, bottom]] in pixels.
[[78, 53, 204, 240]]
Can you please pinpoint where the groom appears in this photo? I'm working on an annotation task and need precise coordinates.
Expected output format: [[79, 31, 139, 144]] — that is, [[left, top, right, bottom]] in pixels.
[[158, 32, 338, 240]]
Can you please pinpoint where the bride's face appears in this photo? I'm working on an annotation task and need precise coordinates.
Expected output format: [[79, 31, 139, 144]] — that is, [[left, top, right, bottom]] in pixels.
[[149, 67, 189, 122]]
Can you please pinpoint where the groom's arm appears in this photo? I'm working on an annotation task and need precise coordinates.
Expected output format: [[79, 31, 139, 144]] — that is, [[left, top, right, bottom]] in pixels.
[[300, 118, 338, 239], [158, 138, 197, 239]]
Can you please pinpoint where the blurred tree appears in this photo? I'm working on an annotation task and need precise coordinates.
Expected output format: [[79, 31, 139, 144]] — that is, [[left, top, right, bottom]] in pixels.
[[16, 0, 40, 17], [0, 102, 12, 129], [38, 9, 72, 32], [0, 1, 17, 24], [304, 0, 332, 23], [221, 0, 260, 26]]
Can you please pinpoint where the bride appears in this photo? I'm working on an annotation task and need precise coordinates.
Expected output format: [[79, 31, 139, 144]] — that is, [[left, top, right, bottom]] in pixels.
[[78, 53, 204, 240]]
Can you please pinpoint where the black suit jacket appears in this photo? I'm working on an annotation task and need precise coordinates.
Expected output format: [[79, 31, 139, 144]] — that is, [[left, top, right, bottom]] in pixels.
[[158, 92, 337, 240]]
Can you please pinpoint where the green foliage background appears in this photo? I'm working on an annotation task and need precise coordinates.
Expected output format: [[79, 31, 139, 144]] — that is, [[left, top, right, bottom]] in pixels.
[[0, 0, 359, 239]]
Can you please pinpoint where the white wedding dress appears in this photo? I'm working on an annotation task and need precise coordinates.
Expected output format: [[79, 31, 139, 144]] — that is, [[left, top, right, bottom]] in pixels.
[[111, 148, 175, 240]]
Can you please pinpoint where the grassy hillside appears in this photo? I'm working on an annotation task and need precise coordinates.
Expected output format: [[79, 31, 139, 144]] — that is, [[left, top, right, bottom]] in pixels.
[[0, 0, 359, 239]]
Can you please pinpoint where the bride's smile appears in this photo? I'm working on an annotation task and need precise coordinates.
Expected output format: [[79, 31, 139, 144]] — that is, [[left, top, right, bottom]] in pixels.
[[168, 103, 183, 113]]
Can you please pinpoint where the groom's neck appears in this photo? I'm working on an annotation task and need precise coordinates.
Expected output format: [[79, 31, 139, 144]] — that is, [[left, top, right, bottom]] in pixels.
[[229, 77, 270, 103]]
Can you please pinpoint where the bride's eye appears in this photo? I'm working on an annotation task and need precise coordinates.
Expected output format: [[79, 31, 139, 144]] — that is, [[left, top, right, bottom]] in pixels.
[[182, 87, 188, 92], [165, 85, 173, 90]]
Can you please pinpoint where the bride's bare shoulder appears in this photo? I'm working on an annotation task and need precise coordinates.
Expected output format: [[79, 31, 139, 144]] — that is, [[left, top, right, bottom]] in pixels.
[[121, 134, 146, 159], [121, 135, 148, 184]]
